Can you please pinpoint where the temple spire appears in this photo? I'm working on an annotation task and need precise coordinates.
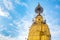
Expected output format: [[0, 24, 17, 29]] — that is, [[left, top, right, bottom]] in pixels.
[[35, 3, 43, 15]]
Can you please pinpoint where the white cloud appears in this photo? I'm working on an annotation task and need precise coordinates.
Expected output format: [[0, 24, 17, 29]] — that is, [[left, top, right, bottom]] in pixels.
[[0, 34, 16, 40], [48, 24, 60, 40], [0, 33, 27, 40], [0, 7, 10, 18], [3, 0, 14, 10], [0, 25, 7, 32], [0, 32, 28, 40], [15, 0, 28, 8], [0, 23, 27, 40], [16, 35, 28, 40]]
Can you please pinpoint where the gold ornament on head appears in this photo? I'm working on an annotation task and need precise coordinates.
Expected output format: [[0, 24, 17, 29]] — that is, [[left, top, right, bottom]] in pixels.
[[35, 3, 43, 15]]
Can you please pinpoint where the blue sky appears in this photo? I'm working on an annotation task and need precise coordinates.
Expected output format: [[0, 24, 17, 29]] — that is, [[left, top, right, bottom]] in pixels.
[[0, 0, 60, 40]]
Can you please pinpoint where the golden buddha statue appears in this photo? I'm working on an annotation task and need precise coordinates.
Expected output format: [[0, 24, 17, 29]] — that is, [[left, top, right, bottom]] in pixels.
[[28, 3, 51, 40]]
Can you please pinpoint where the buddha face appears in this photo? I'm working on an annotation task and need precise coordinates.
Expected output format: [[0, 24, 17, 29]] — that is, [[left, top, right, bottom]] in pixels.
[[35, 15, 43, 23]]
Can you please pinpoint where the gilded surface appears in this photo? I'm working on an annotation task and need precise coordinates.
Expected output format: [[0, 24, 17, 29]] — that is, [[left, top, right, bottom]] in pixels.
[[28, 15, 51, 40]]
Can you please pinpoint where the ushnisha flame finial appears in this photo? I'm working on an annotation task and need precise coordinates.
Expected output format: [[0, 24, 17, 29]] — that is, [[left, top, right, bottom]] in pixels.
[[35, 3, 43, 15]]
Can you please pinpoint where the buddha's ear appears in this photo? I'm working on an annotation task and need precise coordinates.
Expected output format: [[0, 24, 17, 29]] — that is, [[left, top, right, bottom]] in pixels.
[[43, 20, 46, 24]]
